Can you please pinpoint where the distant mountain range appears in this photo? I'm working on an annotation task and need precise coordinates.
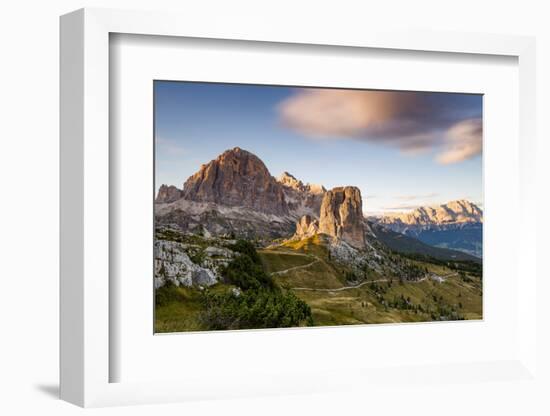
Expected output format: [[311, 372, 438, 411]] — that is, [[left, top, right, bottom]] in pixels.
[[155, 147, 482, 261], [371, 200, 483, 258], [369, 221, 480, 262]]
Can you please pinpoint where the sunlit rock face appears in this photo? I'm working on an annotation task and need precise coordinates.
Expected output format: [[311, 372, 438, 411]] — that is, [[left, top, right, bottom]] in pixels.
[[374, 200, 483, 258], [181, 147, 289, 216], [318, 186, 365, 249], [294, 214, 320, 239], [379, 200, 483, 227], [277, 171, 326, 218]]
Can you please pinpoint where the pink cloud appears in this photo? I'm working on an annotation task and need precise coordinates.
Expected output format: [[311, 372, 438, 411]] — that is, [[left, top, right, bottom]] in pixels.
[[279, 89, 411, 138], [436, 118, 482, 165], [278, 89, 482, 164]]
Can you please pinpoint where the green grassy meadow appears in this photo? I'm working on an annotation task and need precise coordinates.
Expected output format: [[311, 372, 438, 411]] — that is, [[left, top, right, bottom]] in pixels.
[[258, 237, 482, 326], [155, 235, 482, 332]]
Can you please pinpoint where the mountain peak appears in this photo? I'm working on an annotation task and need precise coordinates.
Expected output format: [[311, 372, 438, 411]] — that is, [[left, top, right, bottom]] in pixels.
[[275, 171, 327, 218], [445, 199, 471, 206], [441, 200, 483, 219], [444, 199, 479, 210], [307, 183, 327, 194], [278, 171, 304, 190], [277, 171, 326, 195], [218, 146, 255, 159], [227, 146, 245, 153], [181, 148, 289, 215], [381, 199, 483, 226], [156, 184, 183, 203]]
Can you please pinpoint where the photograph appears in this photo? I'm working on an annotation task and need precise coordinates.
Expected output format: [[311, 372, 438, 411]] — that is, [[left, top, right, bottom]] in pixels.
[[153, 81, 483, 333]]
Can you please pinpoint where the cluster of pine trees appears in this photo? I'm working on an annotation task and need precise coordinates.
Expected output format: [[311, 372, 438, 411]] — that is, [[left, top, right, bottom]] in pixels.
[[199, 240, 313, 330]]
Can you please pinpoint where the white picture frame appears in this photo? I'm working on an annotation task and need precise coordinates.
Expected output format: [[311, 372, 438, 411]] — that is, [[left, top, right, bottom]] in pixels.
[[60, 7, 538, 408]]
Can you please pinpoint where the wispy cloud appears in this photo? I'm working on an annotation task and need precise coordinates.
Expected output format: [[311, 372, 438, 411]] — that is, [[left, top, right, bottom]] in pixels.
[[278, 89, 482, 164], [381, 203, 422, 211], [156, 136, 187, 156], [436, 118, 482, 165], [394, 193, 439, 201]]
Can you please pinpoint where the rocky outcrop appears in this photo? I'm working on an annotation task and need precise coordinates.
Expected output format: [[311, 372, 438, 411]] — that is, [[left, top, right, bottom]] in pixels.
[[155, 150, 370, 245], [156, 184, 183, 203], [155, 198, 296, 240], [154, 240, 217, 288], [181, 147, 289, 215], [318, 186, 365, 249], [277, 172, 326, 218], [277, 171, 305, 190], [294, 214, 319, 239]]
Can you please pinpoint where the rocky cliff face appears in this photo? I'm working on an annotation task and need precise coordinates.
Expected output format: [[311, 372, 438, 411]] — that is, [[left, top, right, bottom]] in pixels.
[[155, 199, 296, 240], [154, 239, 218, 288], [294, 214, 320, 239], [156, 184, 183, 203], [318, 186, 365, 249], [181, 147, 289, 215], [277, 172, 326, 218], [155, 149, 368, 244], [277, 171, 304, 190]]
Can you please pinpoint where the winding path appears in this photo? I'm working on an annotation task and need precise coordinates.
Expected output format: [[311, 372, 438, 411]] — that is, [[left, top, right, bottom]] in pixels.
[[290, 272, 459, 292], [291, 278, 389, 292], [264, 248, 459, 293], [270, 259, 320, 276]]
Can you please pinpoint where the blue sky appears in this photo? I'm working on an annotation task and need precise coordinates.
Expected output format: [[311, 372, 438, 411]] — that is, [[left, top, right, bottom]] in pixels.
[[155, 81, 483, 214]]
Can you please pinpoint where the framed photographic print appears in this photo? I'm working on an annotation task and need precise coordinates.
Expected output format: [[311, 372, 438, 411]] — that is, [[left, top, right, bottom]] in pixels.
[[60, 8, 539, 408], [152, 81, 484, 333]]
